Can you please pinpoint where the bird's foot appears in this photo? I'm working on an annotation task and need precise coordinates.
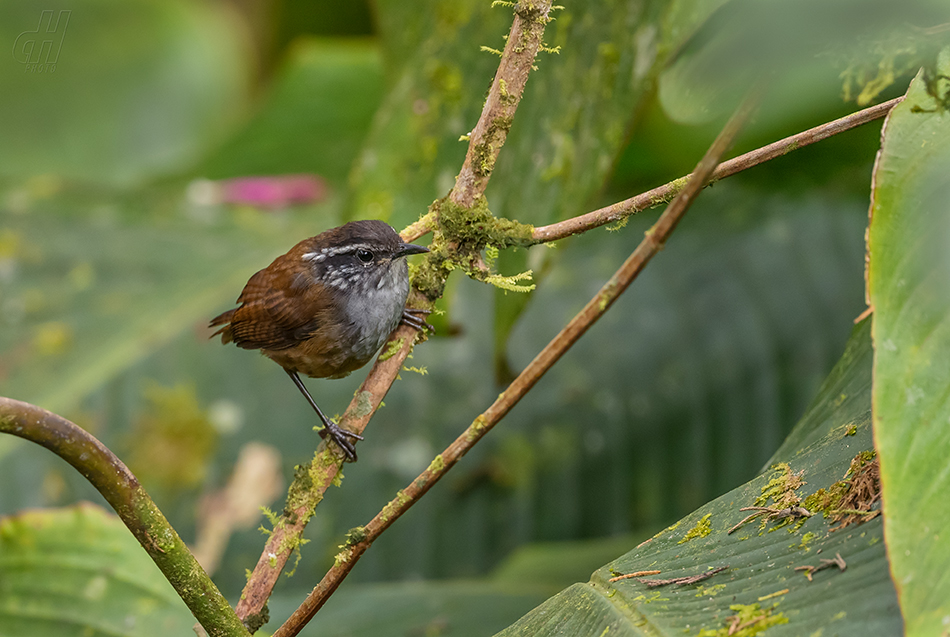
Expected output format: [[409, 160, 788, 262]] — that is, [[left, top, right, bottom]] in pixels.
[[401, 307, 435, 334], [318, 421, 363, 462]]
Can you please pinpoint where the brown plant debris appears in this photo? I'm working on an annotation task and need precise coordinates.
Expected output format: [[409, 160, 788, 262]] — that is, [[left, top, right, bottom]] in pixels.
[[727, 506, 813, 535], [800, 451, 881, 531], [794, 552, 847, 581], [638, 565, 729, 588], [830, 455, 881, 531], [608, 569, 662, 582]]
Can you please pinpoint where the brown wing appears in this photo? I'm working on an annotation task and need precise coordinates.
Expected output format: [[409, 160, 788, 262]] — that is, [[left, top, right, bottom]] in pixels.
[[211, 249, 332, 351]]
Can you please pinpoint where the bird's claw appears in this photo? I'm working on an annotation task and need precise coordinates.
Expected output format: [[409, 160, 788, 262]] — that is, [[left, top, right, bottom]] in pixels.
[[319, 422, 363, 462], [401, 307, 435, 334]]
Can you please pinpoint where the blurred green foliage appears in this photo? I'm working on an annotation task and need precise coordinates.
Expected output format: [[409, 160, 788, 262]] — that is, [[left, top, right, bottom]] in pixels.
[[0, 505, 198, 635], [0, 0, 251, 185], [1, 0, 947, 634], [123, 382, 218, 492]]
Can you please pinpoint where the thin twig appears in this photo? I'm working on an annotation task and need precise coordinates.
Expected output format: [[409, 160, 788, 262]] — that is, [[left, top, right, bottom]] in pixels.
[[638, 565, 729, 588], [405, 99, 901, 247], [530, 97, 903, 244], [727, 505, 813, 534], [794, 552, 847, 581], [238, 2, 556, 628], [274, 91, 759, 637], [608, 570, 662, 582], [0, 397, 249, 637], [401, 212, 437, 243]]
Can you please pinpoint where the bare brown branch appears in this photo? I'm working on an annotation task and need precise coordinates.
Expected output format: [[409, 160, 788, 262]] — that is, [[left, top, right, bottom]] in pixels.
[[530, 97, 903, 244], [273, 92, 759, 637]]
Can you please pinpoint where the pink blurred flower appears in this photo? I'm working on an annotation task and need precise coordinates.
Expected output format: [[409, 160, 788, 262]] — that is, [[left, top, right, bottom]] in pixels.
[[190, 174, 328, 210]]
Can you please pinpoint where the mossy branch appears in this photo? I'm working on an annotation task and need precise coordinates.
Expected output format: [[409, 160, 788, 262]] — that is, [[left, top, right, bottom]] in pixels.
[[272, 90, 758, 637], [254, 52, 900, 637], [247, 3, 558, 636], [451, 0, 555, 208], [0, 397, 249, 637]]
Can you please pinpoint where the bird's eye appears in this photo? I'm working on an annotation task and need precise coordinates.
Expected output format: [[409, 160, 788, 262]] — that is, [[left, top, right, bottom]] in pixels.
[[356, 249, 374, 263]]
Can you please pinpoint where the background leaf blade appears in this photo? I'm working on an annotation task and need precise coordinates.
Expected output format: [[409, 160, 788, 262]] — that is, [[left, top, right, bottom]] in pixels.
[[0, 504, 194, 636]]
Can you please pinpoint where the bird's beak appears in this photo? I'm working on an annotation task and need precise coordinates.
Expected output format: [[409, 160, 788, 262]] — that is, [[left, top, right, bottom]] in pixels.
[[396, 243, 429, 258]]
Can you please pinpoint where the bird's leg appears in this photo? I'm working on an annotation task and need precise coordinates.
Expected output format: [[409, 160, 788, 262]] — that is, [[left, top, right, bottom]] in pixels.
[[285, 369, 362, 462], [401, 307, 435, 334]]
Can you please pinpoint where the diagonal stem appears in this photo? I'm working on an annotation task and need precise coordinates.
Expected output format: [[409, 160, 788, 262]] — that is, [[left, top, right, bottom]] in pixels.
[[0, 397, 249, 637], [273, 92, 760, 637]]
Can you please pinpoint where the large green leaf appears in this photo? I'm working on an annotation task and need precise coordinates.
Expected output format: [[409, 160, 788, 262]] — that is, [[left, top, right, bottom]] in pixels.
[[0, 504, 193, 636], [868, 55, 950, 636], [496, 320, 901, 636]]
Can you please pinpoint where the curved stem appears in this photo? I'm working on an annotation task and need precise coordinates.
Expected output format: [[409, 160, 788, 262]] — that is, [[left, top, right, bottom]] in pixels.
[[0, 397, 249, 637]]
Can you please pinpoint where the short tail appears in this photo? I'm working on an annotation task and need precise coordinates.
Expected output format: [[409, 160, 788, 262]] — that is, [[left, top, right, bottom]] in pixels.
[[209, 309, 236, 344]]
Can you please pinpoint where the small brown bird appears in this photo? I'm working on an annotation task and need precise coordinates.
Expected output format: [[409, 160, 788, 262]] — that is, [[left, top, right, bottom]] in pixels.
[[210, 220, 429, 461]]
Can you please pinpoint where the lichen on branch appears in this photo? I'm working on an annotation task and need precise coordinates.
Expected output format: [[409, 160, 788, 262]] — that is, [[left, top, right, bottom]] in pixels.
[[451, 0, 555, 208], [412, 195, 535, 301]]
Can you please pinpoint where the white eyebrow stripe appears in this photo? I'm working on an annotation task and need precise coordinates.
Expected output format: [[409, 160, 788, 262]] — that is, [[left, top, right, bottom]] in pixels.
[[302, 243, 372, 262]]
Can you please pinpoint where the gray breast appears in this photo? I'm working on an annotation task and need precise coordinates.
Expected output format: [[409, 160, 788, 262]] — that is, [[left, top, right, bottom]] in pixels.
[[342, 259, 410, 362]]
